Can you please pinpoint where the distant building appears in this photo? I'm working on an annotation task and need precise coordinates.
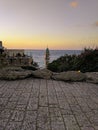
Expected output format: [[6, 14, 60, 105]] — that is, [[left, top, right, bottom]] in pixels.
[[0, 46, 33, 66], [0, 41, 2, 47], [7, 49, 24, 57], [5, 49, 33, 66], [0, 41, 4, 54]]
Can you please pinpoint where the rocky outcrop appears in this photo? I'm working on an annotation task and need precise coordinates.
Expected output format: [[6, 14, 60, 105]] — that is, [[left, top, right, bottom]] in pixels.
[[32, 69, 53, 79], [0, 67, 98, 84], [0, 67, 33, 80], [52, 71, 86, 81], [85, 72, 98, 84]]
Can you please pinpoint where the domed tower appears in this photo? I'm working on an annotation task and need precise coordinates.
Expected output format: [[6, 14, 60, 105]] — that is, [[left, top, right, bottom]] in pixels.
[[45, 47, 50, 68]]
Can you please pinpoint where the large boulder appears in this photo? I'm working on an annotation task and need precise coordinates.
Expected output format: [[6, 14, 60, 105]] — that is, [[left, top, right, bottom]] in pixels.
[[85, 72, 98, 84], [52, 71, 86, 81], [0, 67, 33, 80], [32, 69, 53, 79]]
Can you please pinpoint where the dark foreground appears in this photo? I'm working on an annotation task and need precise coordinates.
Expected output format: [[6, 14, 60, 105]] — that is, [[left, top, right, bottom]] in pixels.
[[0, 79, 98, 130]]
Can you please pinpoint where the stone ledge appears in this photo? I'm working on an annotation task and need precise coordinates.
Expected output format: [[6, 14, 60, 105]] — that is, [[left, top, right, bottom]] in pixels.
[[0, 67, 98, 84]]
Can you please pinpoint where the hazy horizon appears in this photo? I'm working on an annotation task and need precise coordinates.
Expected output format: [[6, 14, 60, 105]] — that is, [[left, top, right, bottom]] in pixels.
[[7, 48, 85, 51], [0, 0, 98, 50]]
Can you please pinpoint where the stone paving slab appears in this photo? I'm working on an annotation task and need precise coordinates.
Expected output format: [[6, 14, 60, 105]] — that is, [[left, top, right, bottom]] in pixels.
[[0, 79, 98, 130]]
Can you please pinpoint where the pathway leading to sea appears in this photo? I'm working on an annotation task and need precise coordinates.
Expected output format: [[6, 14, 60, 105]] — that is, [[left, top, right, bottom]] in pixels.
[[0, 79, 98, 130]]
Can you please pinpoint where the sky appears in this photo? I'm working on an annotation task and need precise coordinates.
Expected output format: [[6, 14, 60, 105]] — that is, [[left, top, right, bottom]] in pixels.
[[0, 0, 98, 50]]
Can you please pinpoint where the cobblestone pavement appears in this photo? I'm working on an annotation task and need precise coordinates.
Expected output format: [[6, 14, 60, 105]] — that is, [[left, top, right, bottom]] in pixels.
[[0, 78, 98, 130]]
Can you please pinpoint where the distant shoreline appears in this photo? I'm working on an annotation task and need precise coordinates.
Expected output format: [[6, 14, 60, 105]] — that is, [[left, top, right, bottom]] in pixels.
[[7, 48, 82, 51]]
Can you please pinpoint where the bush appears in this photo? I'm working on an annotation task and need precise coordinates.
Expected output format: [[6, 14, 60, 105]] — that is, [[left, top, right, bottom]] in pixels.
[[21, 65, 38, 71], [76, 48, 98, 72], [47, 47, 98, 72]]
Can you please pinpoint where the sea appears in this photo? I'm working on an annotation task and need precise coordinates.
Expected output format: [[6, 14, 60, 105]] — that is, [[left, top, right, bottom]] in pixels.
[[24, 50, 82, 68]]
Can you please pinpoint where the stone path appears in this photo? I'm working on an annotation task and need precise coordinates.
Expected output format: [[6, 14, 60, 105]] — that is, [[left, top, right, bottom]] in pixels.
[[0, 78, 98, 130]]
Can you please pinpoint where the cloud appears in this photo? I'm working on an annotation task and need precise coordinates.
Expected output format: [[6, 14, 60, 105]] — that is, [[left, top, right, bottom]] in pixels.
[[94, 21, 98, 27], [70, 1, 78, 8]]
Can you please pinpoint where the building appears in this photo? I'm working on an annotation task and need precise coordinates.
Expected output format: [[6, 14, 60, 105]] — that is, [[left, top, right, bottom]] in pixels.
[[0, 41, 4, 54], [0, 46, 33, 66], [6, 49, 33, 66], [7, 49, 24, 57], [45, 47, 50, 68], [0, 41, 2, 47]]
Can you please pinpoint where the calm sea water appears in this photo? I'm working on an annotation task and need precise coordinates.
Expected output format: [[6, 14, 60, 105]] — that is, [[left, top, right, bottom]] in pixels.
[[25, 50, 82, 68]]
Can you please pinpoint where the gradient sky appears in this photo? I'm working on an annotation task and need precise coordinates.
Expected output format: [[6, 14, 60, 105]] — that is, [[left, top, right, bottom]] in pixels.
[[0, 0, 98, 49]]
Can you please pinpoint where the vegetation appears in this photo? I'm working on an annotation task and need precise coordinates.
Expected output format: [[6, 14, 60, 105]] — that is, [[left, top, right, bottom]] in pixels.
[[47, 47, 98, 72], [21, 65, 38, 70], [21, 61, 39, 70], [0, 53, 7, 68]]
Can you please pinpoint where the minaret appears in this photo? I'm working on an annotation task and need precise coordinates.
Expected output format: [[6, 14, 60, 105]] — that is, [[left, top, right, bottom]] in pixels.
[[45, 46, 50, 68]]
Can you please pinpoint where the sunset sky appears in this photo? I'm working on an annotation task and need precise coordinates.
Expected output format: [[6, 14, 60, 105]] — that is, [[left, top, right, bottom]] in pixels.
[[0, 0, 98, 50]]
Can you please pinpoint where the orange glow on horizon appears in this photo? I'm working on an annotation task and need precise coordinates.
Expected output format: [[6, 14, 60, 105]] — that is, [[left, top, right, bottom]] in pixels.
[[1, 33, 98, 50], [0, 0, 98, 50]]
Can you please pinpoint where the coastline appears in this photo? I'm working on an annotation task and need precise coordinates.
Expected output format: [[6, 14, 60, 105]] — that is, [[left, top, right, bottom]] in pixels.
[[24, 49, 82, 68]]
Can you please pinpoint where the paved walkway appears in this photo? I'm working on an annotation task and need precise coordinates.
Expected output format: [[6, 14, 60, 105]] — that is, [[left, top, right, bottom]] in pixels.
[[0, 78, 98, 130]]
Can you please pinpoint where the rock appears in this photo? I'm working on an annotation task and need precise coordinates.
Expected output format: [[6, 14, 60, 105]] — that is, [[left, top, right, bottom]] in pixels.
[[32, 69, 53, 79], [21, 65, 38, 71], [0, 67, 33, 80], [52, 71, 86, 81], [1, 66, 97, 84], [85, 72, 98, 84], [3, 66, 23, 71]]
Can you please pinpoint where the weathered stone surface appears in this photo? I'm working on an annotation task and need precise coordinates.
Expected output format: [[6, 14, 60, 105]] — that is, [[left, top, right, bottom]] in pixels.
[[52, 71, 86, 81], [0, 79, 98, 130], [0, 67, 33, 80], [11, 110, 24, 122], [85, 72, 98, 84], [32, 68, 52, 79], [6, 121, 22, 130], [0, 67, 98, 84]]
